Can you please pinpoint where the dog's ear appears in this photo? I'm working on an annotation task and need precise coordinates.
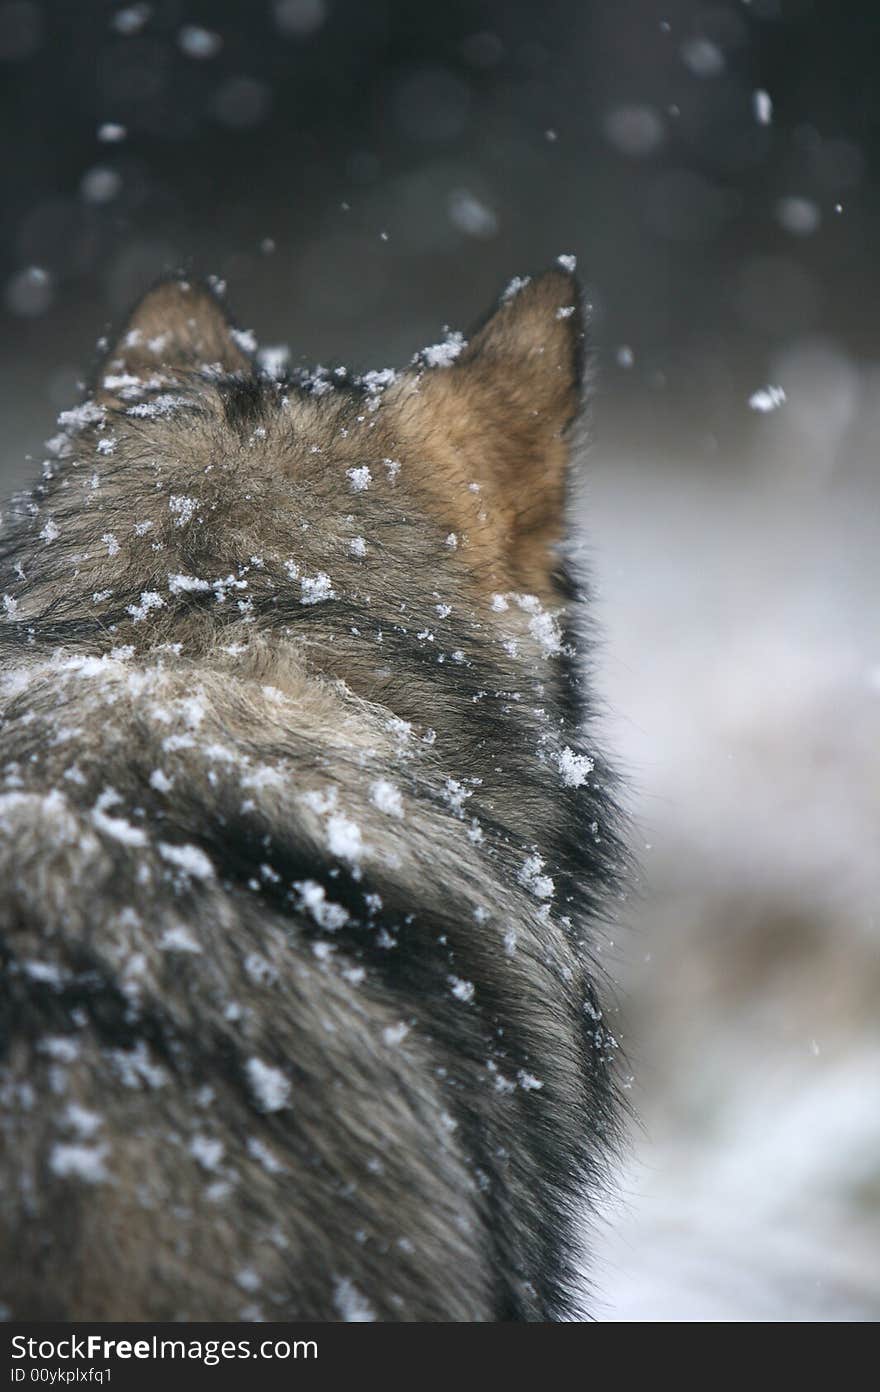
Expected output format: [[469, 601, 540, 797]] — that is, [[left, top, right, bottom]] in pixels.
[[97, 277, 252, 404], [395, 269, 585, 597], [456, 269, 584, 436]]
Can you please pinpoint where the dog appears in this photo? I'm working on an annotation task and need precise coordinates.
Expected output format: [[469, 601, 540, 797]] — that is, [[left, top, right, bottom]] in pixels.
[[0, 265, 624, 1321]]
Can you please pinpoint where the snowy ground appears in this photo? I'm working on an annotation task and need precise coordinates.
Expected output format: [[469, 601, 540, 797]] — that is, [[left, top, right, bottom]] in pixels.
[[584, 343, 880, 1320]]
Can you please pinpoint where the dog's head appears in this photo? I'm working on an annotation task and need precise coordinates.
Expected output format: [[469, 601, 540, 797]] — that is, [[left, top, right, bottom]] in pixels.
[[93, 266, 585, 600], [6, 271, 591, 766]]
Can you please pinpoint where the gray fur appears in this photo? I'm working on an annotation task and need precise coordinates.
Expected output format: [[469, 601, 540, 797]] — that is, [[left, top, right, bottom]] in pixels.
[[0, 273, 624, 1321]]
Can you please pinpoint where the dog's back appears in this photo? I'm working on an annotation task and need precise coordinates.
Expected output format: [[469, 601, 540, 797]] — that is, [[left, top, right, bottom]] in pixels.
[[0, 270, 622, 1321]]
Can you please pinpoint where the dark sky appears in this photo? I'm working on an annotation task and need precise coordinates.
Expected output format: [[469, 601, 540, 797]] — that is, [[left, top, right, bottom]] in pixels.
[[1, 0, 878, 481]]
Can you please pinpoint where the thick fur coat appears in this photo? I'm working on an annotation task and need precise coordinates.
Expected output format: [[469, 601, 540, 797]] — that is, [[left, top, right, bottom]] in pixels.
[[0, 269, 623, 1321]]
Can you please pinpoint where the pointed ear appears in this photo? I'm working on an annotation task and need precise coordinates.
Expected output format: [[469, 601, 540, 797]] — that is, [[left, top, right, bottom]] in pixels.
[[396, 269, 586, 597], [457, 269, 584, 431], [97, 277, 252, 404]]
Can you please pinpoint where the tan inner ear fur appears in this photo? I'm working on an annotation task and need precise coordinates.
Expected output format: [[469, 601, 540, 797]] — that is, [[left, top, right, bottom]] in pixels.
[[389, 270, 583, 603]]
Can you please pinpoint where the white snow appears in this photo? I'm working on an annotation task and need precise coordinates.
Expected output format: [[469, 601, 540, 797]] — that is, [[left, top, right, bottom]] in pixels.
[[126, 590, 164, 623], [49, 1144, 109, 1184], [64, 1105, 102, 1137], [91, 789, 148, 847], [109, 1042, 167, 1090], [158, 842, 215, 880], [776, 196, 821, 237], [383, 1022, 409, 1047], [168, 495, 198, 527], [518, 854, 554, 900], [361, 367, 396, 395], [443, 778, 472, 815], [112, 5, 150, 37], [346, 466, 372, 492], [517, 1071, 544, 1092], [583, 403, 880, 1319], [333, 1277, 376, 1322], [257, 345, 289, 380], [190, 1136, 225, 1171], [749, 384, 787, 413], [231, 327, 257, 354], [370, 779, 403, 818], [57, 401, 105, 433], [178, 25, 222, 59], [300, 573, 335, 605], [245, 1058, 291, 1113], [38, 1037, 80, 1063], [22, 960, 65, 986], [421, 330, 466, 368], [681, 36, 724, 77], [168, 573, 211, 595], [528, 609, 563, 657], [246, 1137, 286, 1174], [325, 814, 363, 862], [158, 924, 202, 952], [294, 879, 349, 931], [127, 394, 186, 418], [502, 275, 531, 302], [448, 976, 475, 1003], [557, 746, 594, 787], [244, 953, 278, 987]]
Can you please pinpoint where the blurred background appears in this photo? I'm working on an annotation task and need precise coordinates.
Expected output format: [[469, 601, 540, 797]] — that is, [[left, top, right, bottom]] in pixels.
[[1, 0, 878, 1320]]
